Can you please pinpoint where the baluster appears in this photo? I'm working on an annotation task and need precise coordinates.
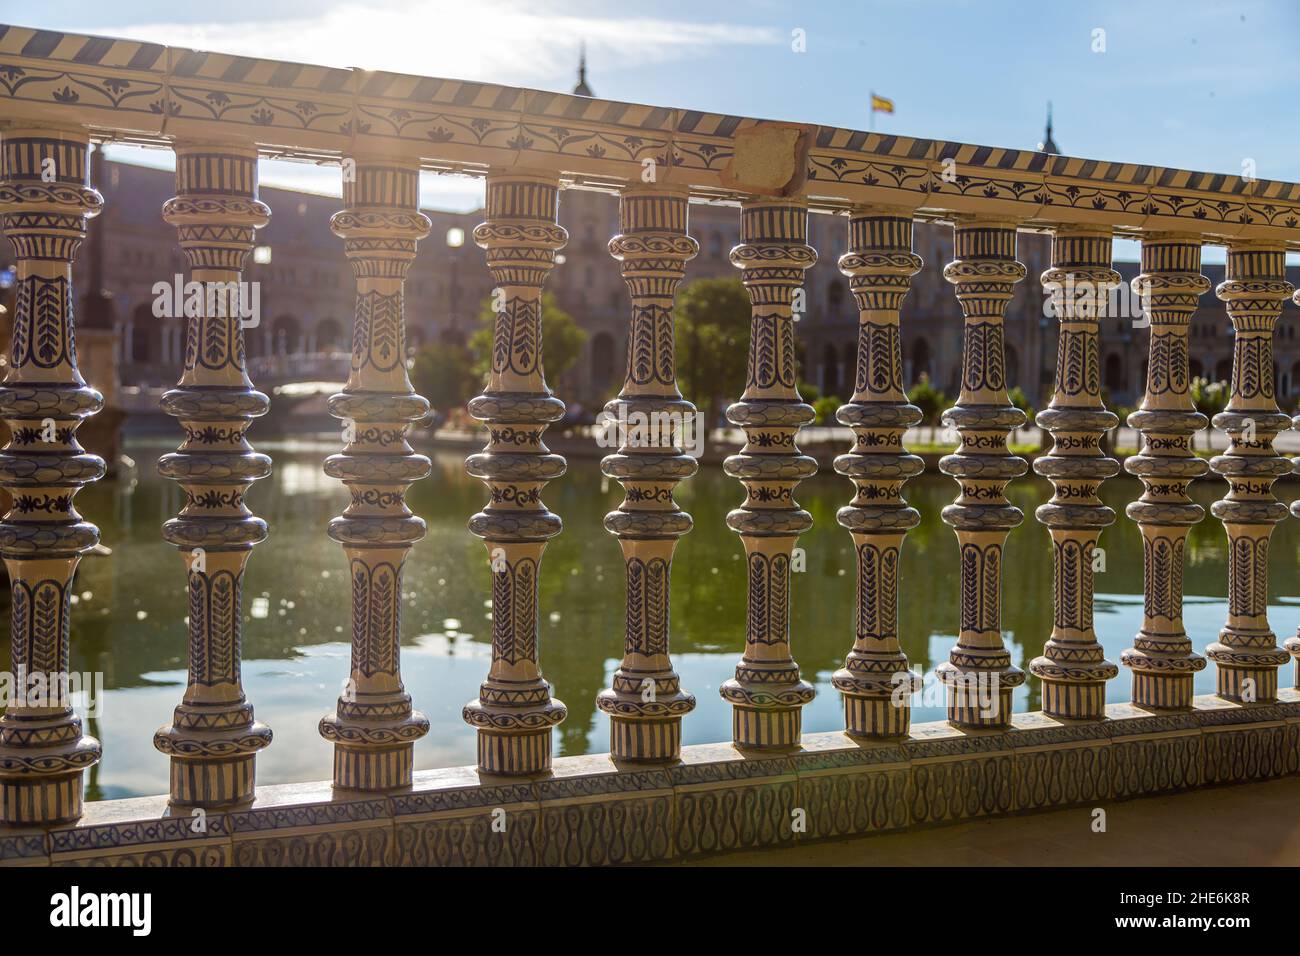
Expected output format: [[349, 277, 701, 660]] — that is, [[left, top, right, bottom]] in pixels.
[[318, 157, 431, 789], [1206, 243, 1292, 702], [938, 220, 1027, 727], [154, 143, 273, 808], [462, 170, 567, 775], [1121, 235, 1210, 708], [1289, 284, 1300, 687], [721, 198, 817, 750], [596, 185, 698, 761], [831, 208, 923, 737], [1029, 229, 1121, 719], [0, 127, 104, 825]]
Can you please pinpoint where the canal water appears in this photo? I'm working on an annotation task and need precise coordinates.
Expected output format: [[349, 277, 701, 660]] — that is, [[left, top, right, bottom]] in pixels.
[[6, 436, 1300, 802]]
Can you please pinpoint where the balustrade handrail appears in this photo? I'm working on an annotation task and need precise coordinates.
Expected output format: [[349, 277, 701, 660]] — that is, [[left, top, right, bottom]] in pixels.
[[2, 22, 1299, 244]]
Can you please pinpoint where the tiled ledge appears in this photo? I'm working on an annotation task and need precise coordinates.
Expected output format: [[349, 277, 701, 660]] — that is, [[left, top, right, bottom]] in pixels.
[[4, 692, 1298, 867]]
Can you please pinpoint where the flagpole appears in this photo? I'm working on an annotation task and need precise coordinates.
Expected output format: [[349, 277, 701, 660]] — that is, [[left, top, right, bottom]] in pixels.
[[869, 89, 874, 133]]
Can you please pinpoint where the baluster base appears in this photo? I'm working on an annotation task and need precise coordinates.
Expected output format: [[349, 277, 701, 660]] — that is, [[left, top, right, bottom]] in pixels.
[[832, 658, 921, 738], [474, 729, 551, 776], [463, 691, 566, 776], [937, 655, 1024, 729], [1121, 635, 1206, 709], [331, 744, 413, 791], [0, 717, 99, 826], [164, 755, 257, 809], [1207, 633, 1287, 703], [1029, 644, 1118, 721], [320, 702, 429, 791], [607, 717, 681, 764], [0, 771, 85, 828], [721, 671, 815, 751], [154, 704, 272, 809], [596, 671, 695, 763]]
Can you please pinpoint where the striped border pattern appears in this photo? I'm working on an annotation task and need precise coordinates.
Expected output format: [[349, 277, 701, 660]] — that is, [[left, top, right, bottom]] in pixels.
[[3, 22, 1300, 239]]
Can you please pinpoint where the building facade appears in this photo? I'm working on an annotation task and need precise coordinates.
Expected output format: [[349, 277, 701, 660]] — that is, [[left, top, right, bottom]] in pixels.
[[8, 135, 1295, 413]]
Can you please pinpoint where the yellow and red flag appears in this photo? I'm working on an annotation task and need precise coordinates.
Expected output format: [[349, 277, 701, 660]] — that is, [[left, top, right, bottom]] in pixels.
[[870, 94, 895, 114]]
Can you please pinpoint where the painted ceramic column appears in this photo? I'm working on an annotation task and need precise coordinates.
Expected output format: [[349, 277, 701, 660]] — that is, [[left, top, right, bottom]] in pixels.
[[1206, 243, 1292, 703], [1288, 283, 1300, 688], [0, 127, 103, 825], [1120, 235, 1209, 709], [1029, 229, 1121, 719], [462, 169, 567, 775], [318, 157, 431, 789], [720, 198, 817, 750], [831, 208, 923, 737], [595, 185, 698, 761], [937, 220, 1027, 728], [154, 143, 273, 808]]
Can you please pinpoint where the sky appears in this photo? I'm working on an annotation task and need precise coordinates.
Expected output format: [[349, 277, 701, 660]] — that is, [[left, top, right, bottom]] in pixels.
[[2, 0, 1297, 259]]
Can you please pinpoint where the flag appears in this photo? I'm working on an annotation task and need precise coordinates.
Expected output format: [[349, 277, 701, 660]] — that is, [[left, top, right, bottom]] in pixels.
[[871, 94, 895, 114]]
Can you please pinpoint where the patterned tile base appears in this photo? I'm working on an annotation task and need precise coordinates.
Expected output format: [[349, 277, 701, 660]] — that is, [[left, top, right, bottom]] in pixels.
[[5, 692, 1300, 866]]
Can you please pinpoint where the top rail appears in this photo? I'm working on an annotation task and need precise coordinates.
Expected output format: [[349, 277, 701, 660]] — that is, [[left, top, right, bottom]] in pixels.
[[2, 22, 1299, 244]]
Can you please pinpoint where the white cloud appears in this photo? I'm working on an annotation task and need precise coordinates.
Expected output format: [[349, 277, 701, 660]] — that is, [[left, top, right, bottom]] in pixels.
[[88, 0, 780, 90]]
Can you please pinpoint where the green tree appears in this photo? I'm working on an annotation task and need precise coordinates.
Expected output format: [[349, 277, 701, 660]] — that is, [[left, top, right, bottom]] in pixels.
[[907, 373, 947, 443], [411, 340, 478, 414], [1007, 385, 1039, 449], [813, 395, 842, 425], [468, 291, 586, 388], [1191, 376, 1230, 449], [676, 276, 751, 428]]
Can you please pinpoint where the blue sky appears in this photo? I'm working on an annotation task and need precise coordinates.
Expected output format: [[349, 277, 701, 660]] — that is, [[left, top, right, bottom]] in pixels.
[[3, 0, 1298, 259]]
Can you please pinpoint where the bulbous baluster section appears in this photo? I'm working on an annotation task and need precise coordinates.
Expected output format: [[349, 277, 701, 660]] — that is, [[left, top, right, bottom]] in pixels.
[[1120, 235, 1210, 709], [0, 127, 104, 825], [318, 157, 432, 789], [461, 170, 568, 775], [720, 198, 817, 751], [154, 143, 274, 808], [937, 220, 1028, 728], [595, 185, 699, 762], [831, 208, 924, 738], [1029, 229, 1121, 719], [1206, 243, 1292, 703]]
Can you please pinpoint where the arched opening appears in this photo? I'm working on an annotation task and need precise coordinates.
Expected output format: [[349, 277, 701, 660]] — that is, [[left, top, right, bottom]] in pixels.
[[822, 343, 839, 397], [1189, 358, 1204, 379], [1291, 361, 1300, 395], [271, 314, 302, 356], [591, 331, 616, 395], [315, 317, 343, 353], [1104, 353, 1124, 392]]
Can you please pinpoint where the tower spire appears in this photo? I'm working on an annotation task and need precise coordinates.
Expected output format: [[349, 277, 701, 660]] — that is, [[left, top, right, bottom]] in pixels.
[[1038, 101, 1058, 154], [573, 41, 593, 96]]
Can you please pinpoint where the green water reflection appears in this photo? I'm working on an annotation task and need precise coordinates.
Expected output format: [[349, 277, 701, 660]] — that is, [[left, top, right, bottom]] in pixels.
[[6, 437, 1300, 802]]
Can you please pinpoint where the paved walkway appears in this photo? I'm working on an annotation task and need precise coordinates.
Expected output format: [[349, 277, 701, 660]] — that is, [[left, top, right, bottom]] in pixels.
[[686, 776, 1300, 866]]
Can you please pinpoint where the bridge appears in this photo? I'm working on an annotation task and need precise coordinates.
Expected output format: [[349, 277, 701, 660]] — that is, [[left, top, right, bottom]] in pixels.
[[2, 22, 1300, 866]]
